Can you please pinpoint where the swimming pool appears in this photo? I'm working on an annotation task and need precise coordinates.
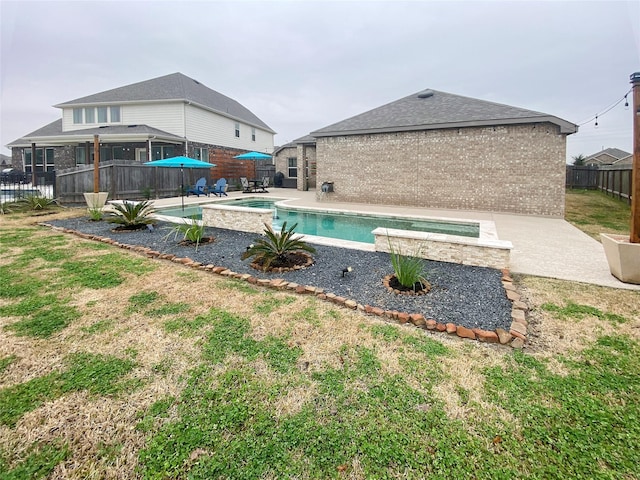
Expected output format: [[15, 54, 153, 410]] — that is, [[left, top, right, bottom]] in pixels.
[[157, 198, 479, 244]]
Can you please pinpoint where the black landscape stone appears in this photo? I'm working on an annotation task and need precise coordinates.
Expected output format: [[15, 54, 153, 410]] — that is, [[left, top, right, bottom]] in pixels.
[[47, 217, 513, 332]]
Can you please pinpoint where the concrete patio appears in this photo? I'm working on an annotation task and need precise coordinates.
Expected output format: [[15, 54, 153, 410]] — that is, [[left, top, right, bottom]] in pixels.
[[149, 188, 640, 291]]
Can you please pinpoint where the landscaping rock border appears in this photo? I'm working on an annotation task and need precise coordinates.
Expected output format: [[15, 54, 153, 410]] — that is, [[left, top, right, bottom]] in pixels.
[[42, 222, 527, 349]]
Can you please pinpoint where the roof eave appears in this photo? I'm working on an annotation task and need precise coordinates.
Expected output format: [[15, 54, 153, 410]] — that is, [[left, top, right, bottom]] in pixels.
[[9, 132, 185, 147], [311, 116, 578, 137]]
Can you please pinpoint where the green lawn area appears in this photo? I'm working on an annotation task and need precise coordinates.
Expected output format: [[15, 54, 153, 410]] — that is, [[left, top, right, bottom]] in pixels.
[[0, 208, 638, 479], [565, 188, 631, 240]]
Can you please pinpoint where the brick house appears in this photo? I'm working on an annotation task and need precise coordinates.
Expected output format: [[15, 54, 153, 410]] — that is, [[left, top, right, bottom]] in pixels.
[[273, 135, 316, 189], [6, 73, 275, 181], [309, 89, 577, 217], [584, 148, 632, 166]]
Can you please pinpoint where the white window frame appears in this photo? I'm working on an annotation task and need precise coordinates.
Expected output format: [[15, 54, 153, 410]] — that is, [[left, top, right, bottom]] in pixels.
[[73, 108, 83, 124], [235, 122, 240, 138], [251, 127, 256, 142]]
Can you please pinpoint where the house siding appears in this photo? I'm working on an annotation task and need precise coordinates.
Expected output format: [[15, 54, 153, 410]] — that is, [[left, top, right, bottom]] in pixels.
[[185, 104, 273, 153], [315, 123, 567, 217]]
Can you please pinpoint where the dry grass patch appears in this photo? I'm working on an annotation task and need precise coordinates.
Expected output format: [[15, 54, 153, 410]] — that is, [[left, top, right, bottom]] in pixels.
[[516, 274, 640, 358]]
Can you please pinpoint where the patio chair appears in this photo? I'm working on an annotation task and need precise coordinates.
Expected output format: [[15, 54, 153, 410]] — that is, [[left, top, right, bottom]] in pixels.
[[240, 177, 251, 193], [186, 177, 209, 197], [210, 178, 228, 197], [259, 176, 269, 193]]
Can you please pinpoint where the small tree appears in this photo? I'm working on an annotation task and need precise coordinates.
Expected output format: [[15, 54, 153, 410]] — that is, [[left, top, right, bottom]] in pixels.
[[572, 154, 586, 166]]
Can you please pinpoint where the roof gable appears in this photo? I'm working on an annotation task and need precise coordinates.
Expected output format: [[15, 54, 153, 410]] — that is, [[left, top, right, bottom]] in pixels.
[[54, 72, 274, 133], [585, 148, 631, 161], [311, 89, 577, 136]]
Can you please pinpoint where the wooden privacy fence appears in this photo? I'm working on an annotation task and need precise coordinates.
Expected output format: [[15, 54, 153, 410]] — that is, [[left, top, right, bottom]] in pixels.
[[56, 161, 216, 203], [565, 165, 633, 205], [566, 166, 599, 189], [597, 166, 633, 205], [55, 161, 276, 204]]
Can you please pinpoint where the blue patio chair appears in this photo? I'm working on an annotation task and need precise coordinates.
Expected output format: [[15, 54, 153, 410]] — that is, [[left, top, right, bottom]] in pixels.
[[210, 178, 228, 197], [186, 177, 209, 197]]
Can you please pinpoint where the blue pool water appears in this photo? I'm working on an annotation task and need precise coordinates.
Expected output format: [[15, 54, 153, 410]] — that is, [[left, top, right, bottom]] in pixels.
[[157, 200, 479, 244], [272, 208, 478, 243]]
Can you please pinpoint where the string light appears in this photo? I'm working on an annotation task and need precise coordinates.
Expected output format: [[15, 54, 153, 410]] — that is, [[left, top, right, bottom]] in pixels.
[[577, 89, 632, 127]]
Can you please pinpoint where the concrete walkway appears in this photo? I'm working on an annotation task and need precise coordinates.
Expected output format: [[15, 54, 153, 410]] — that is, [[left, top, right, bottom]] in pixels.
[[150, 189, 639, 291]]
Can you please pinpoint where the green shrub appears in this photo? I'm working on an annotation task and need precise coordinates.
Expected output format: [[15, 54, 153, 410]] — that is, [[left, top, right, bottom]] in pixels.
[[87, 207, 103, 221], [16, 194, 56, 211], [165, 217, 206, 250], [107, 200, 155, 228], [241, 222, 315, 271], [388, 239, 428, 291]]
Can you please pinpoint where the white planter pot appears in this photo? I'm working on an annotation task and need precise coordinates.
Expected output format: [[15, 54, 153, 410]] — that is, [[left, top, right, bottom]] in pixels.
[[600, 233, 640, 285], [84, 192, 109, 210]]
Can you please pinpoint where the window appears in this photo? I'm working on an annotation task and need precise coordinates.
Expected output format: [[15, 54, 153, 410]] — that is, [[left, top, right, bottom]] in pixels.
[[24, 148, 54, 172], [72, 105, 120, 124], [152, 145, 175, 160], [110, 106, 120, 122], [193, 147, 208, 161], [235, 122, 240, 138], [288, 157, 297, 178], [100, 146, 112, 161], [75, 146, 92, 165], [84, 107, 95, 123], [251, 128, 256, 142], [112, 146, 124, 159], [97, 106, 108, 123], [73, 108, 83, 124]]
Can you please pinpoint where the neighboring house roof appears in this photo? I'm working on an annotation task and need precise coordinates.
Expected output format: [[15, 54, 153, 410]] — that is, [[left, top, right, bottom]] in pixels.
[[311, 88, 577, 137], [54, 72, 275, 133], [0, 153, 11, 165], [273, 135, 316, 156], [584, 148, 631, 165], [7, 119, 184, 147]]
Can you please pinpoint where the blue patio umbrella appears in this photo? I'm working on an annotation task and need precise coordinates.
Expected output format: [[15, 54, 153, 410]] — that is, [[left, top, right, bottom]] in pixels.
[[233, 151, 272, 179], [144, 156, 216, 210]]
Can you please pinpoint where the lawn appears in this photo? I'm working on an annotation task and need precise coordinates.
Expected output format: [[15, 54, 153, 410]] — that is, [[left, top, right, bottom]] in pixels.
[[565, 188, 631, 240], [0, 206, 639, 479]]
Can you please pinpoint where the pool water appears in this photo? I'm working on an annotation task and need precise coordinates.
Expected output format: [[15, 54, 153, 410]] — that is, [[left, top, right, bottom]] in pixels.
[[273, 208, 478, 243], [156, 200, 479, 243]]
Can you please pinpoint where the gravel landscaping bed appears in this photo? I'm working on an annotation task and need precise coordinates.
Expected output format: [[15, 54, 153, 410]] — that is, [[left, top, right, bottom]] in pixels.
[[47, 217, 513, 331]]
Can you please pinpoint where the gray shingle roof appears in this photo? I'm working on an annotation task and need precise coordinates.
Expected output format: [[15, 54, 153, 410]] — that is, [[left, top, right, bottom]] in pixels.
[[54, 72, 275, 133], [585, 148, 632, 161], [311, 89, 577, 136], [7, 119, 183, 147]]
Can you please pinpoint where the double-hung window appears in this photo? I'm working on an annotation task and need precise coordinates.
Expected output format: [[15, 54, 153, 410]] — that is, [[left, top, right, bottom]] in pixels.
[[235, 122, 240, 138], [73, 108, 83, 124], [288, 157, 297, 178]]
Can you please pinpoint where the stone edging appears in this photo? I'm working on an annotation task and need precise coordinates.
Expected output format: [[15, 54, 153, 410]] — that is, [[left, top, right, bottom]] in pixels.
[[43, 224, 528, 349]]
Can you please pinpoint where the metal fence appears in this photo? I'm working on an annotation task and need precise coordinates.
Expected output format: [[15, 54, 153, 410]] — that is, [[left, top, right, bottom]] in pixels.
[[0, 171, 56, 204]]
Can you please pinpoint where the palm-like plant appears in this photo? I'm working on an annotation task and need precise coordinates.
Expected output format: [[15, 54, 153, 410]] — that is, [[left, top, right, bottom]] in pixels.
[[17, 194, 56, 211], [165, 216, 206, 250], [241, 222, 316, 271], [107, 200, 156, 229]]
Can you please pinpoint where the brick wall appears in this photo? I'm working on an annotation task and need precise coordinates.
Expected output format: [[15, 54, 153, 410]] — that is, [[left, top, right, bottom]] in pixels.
[[315, 123, 567, 217]]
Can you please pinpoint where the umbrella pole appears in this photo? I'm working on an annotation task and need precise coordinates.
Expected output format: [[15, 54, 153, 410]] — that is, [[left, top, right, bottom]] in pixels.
[[181, 165, 184, 211]]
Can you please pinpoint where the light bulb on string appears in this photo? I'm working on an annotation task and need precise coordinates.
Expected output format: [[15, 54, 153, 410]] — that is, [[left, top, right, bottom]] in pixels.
[[594, 115, 598, 128], [625, 94, 629, 109]]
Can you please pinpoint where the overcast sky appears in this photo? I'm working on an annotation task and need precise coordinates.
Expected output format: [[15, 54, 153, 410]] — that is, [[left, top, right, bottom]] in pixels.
[[1, 0, 639, 163]]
